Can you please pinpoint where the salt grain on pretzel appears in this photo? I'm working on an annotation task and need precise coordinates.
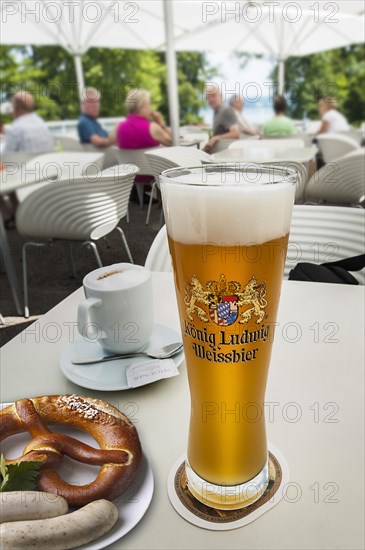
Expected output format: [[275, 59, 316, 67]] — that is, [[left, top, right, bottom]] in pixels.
[[0, 395, 142, 507]]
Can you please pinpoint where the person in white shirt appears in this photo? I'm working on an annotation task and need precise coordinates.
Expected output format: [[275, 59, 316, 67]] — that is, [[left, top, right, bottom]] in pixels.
[[317, 97, 350, 134], [1, 91, 53, 227], [3, 91, 53, 153], [229, 96, 259, 137]]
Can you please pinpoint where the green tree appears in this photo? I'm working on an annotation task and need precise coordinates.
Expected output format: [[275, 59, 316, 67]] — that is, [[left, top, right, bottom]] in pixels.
[[1, 45, 214, 125], [271, 45, 365, 125]]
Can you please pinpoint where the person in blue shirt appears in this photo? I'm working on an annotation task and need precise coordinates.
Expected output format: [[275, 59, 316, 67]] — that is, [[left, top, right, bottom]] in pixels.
[[78, 87, 115, 148]]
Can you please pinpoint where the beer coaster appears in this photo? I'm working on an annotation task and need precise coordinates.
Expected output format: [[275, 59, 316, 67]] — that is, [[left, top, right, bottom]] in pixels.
[[167, 443, 289, 531]]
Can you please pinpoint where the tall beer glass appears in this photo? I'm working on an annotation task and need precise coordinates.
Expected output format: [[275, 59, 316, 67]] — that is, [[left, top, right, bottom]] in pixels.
[[160, 164, 296, 510]]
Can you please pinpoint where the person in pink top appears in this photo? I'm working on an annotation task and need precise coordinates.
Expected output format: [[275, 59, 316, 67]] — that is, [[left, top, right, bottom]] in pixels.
[[117, 89, 172, 149]]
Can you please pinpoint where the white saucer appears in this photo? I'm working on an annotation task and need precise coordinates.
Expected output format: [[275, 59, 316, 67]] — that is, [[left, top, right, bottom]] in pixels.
[[60, 322, 183, 391], [0, 403, 154, 550]]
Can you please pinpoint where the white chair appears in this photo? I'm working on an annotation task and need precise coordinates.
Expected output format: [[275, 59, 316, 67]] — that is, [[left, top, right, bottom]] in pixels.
[[16, 151, 105, 202], [144, 147, 213, 225], [145, 225, 171, 272], [316, 133, 360, 163], [338, 128, 364, 145], [305, 149, 365, 207], [212, 139, 237, 153], [229, 138, 305, 151], [109, 147, 157, 208], [75, 144, 119, 170], [16, 164, 139, 317], [268, 161, 308, 203], [284, 205, 365, 284], [53, 135, 85, 152], [145, 207, 365, 285]]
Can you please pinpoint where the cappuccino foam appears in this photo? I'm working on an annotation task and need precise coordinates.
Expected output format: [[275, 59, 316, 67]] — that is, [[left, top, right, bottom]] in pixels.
[[85, 264, 149, 291]]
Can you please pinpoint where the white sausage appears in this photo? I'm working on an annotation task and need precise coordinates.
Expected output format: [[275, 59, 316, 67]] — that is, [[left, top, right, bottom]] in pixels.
[[0, 491, 68, 523], [0, 499, 118, 549]]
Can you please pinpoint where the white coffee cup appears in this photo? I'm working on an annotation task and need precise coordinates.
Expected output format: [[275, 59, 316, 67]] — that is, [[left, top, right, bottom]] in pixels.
[[78, 263, 154, 354]]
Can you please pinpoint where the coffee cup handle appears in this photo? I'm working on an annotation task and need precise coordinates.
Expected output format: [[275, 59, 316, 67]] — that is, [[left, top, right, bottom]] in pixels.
[[78, 297, 105, 340]]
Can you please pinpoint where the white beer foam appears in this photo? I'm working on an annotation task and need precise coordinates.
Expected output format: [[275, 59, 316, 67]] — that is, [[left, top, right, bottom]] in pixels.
[[85, 264, 149, 291], [161, 168, 295, 245]]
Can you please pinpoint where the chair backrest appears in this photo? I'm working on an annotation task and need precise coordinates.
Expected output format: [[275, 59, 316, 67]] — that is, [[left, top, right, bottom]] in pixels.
[[16, 165, 139, 241], [305, 149, 365, 206], [145, 206, 365, 285], [54, 135, 85, 152], [285, 205, 365, 284], [111, 147, 156, 177], [145, 146, 213, 177], [270, 161, 308, 203], [316, 133, 360, 163], [145, 225, 171, 271], [337, 128, 364, 145], [80, 145, 121, 170], [229, 138, 305, 151], [212, 139, 237, 153]]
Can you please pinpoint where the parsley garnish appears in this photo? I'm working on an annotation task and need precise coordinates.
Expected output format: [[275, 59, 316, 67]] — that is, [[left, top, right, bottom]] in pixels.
[[0, 454, 42, 492]]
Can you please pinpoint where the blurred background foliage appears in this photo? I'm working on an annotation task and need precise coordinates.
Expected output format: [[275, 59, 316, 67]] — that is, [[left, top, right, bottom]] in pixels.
[[270, 45, 365, 125], [0, 45, 215, 124], [1, 44, 364, 125]]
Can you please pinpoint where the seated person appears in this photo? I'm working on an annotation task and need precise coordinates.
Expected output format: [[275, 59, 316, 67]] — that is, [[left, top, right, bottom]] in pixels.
[[317, 97, 350, 134], [117, 89, 171, 149], [3, 90, 53, 153], [229, 95, 259, 137], [203, 85, 240, 153], [2, 90, 53, 227], [263, 95, 297, 137], [78, 87, 115, 148]]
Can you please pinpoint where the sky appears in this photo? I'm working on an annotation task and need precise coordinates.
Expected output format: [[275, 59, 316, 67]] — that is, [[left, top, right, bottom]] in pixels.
[[203, 51, 276, 124]]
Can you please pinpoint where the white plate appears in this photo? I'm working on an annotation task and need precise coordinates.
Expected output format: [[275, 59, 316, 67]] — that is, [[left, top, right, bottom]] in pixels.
[[59, 322, 183, 391], [0, 403, 154, 550]]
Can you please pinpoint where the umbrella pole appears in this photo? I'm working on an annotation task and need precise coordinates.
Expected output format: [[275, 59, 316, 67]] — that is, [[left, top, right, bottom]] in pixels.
[[73, 54, 85, 102], [278, 59, 285, 95], [163, 0, 180, 146]]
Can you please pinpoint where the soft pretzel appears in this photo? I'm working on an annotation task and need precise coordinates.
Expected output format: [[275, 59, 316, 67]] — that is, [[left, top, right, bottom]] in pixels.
[[0, 395, 141, 507]]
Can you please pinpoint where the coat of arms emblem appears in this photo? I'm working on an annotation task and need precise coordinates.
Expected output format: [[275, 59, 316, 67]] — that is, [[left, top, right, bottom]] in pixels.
[[185, 274, 267, 325]]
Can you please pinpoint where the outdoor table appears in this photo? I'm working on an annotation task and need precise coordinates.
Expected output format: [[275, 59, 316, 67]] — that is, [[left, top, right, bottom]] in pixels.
[[212, 146, 317, 165], [1, 273, 364, 549], [179, 138, 202, 149]]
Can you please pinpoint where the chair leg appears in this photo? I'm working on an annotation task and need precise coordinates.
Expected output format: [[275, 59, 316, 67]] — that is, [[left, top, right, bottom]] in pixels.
[[22, 241, 48, 318], [83, 241, 103, 268], [116, 227, 134, 264], [145, 180, 157, 225], [63, 242, 76, 278], [135, 183, 144, 210], [126, 207, 130, 223]]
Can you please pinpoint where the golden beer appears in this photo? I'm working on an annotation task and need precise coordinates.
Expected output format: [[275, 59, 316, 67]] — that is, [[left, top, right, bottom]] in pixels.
[[161, 165, 295, 509]]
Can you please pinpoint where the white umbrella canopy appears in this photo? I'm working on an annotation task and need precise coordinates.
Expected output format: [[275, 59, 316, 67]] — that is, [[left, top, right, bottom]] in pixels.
[[2, 1, 364, 132], [1, 0, 188, 142], [1, 1, 172, 93], [172, 0, 365, 92]]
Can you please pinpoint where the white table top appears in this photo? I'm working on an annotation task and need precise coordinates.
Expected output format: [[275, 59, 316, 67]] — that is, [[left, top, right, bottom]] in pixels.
[[0, 162, 58, 195], [212, 146, 316, 164], [1, 274, 364, 549], [0, 151, 105, 195]]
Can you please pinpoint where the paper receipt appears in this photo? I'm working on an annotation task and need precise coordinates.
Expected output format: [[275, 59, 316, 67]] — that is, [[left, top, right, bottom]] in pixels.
[[126, 359, 180, 388]]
